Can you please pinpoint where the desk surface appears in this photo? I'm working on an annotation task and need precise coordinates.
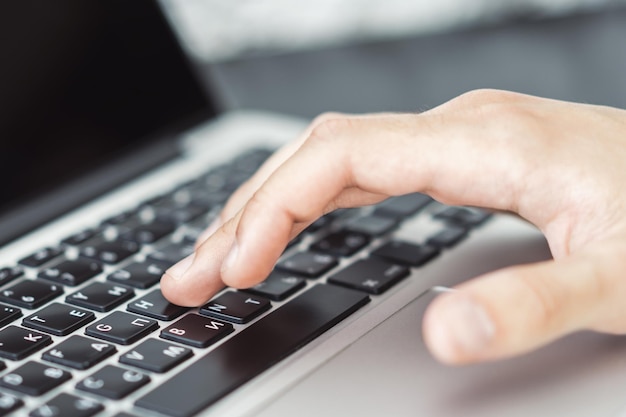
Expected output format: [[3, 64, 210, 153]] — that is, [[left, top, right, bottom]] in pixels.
[[207, 8, 626, 118]]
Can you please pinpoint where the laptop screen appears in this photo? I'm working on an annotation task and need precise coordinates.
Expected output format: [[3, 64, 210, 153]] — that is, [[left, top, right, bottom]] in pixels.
[[0, 1, 216, 244]]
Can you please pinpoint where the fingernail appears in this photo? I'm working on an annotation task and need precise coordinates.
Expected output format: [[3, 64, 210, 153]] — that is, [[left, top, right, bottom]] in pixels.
[[165, 253, 195, 281], [428, 295, 495, 362], [221, 239, 239, 275]]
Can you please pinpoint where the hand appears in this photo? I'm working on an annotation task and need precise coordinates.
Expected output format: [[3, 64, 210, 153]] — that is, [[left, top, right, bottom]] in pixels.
[[160, 89, 626, 365]]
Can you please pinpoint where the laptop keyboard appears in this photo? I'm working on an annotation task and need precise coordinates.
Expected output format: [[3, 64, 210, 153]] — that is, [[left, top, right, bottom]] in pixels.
[[0, 148, 490, 417]]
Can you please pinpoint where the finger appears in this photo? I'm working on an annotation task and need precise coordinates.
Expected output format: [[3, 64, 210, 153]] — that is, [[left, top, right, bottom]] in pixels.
[[163, 90, 584, 305], [195, 112, 389, 247], [173, 99, 546, 297], [422, 239, 626, 364]]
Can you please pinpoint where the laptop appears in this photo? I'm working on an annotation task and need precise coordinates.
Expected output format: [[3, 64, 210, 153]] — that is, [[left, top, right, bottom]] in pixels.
[[1, 2, 626, 417]]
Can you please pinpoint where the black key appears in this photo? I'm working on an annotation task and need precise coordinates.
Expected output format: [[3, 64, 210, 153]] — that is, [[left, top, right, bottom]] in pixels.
[[80, 239, 139, 264], [67, 282, 135, 312], [23, 303, 94, 336], [154, 205, 206, 225], [372, 241, 440, 266], [373, 193, 431, 218], [77, 365, 149, 399], [29, 393, 103, 417], [275, 252, 338, 278], [427, 226, 468, 248], [311, 230, 370, 257], [188, 190, 230, 209], [107, 262, 167, 289], [200, 292, 271, 324], [101, 209, 138, 226], [242, 271, 306, 301], [231, 148, 272, 173], [147, 243, 194, 267], [0, 392, 22, 416], [42, 335, 116, 370], [328, 259, 410, 295], [137, 284, 369, 417], [0, 304, 21, 327], [18, 247, 62, 268], [0, 361, 70, 396], [127, 290, 189, 321], [121, 221, 176, 244], [304, 213, 336, 234], [38, 258, 102, 286], [85, 311, 158, 345], [160, 314, 233, 348], [61, 228, 101, 246], [344, 215, 398, 236], [197, 169, 228, 192], [120, 338, 193, 373], [434, 206, 491, 227], [0, 266, 23, 287], [0, 326, 52, 360], [0, 280, 63, 309]]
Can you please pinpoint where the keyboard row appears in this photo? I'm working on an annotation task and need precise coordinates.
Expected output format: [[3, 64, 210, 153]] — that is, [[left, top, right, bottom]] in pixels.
[[0, 148, 490, 416]]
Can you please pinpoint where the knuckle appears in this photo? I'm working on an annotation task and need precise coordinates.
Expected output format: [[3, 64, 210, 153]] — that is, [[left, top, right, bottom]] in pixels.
[[456, 88, 523, 106], [307, 117, 354, 146], [310, 112, 346, 128]]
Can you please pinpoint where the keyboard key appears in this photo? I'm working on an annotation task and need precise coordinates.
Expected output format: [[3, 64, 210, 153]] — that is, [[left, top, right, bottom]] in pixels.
[[80, 239, 139, 265], [138, 285, 369, 417], [434, 206, 491, 226], [23, 303, 95, 336], [373, 193, 431, 218], [77, 365, 149, 399], [119, 339, 193, 373], [0, 266, 23, 287], [0, 392, 22, 416], [42, 335, 116, 370], [101, 209, 138, 227], [311, 230, 370, 257], [18, 247, 63, 268], [276, 252, 338, 278], [0, 280, 63, 309], [303, 213, 335, 233], [242, 271, 306, 301], [67, 282, 134, 312], [426, 225, 468, 248], [38, 258, 102, 286], [200, 292, 271, 324], [0, 326, 52, 360], [147, 243, 194, 267], [85, 311, 158, 345], [160, 314, 233, 348], [0, 361, 70, 396], [121, 221, 176, 244], [0, 304, 22, 327], [328, 259, 410, 295], [344, 215, 398, 236], [127, 290, 189, 321], [154, 205, 206, 225], [107, 262, 167, 289], [61, 228, 101, 246], [372, 241, 440, 266], [30, 393, 103, 417]]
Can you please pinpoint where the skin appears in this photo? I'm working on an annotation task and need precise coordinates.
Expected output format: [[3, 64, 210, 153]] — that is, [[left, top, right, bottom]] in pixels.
[[160, 89, 626, 365]]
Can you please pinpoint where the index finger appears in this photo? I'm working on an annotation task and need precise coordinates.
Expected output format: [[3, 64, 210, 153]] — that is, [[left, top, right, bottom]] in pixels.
[[161, 90, 556, 306]]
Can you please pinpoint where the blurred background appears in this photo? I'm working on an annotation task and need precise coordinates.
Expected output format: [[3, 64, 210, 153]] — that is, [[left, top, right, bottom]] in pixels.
[[159, 0, 626, 118]]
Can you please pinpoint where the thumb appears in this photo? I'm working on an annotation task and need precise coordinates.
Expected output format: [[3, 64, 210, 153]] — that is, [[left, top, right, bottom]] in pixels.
[[422, 240, 626, 364]]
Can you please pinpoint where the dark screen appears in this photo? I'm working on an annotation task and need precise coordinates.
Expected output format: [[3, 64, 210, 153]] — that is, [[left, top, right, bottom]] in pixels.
[[0, 1, 215, 226]]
